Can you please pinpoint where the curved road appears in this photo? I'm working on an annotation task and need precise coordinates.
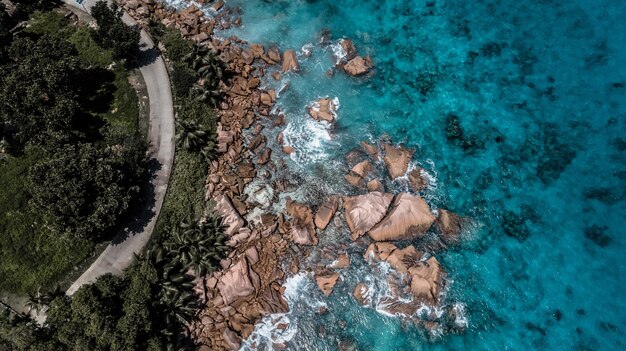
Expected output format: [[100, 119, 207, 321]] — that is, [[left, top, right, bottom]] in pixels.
[[63, 0, 175, 295]]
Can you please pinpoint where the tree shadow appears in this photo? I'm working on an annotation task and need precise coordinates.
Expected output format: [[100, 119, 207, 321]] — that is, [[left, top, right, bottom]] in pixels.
[[111, 156, 162, 245], [75, 67, 116, 114], [134, 45, 160, 68]]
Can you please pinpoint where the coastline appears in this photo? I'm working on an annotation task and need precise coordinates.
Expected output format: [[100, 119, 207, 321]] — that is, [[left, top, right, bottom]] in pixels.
[[120, 1, 467, 349]]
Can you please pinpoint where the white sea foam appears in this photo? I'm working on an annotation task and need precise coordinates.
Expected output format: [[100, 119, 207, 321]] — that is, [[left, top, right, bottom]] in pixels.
[[240, 273, 319, 350], [282, 117, 333, 164], [453, 303, 469, 328], [329, 41, 347, 65], [300, 43, 314, 57]]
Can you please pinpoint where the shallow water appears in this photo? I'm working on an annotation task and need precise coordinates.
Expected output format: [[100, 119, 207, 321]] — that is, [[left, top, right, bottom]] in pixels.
[[164, 0, 626, 349]]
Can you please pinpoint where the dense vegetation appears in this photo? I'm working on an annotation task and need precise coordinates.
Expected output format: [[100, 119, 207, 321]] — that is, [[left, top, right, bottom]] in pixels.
[[150, 25, 222, 234], [1, 4, 231, 350], [0, 2, 142, 293]]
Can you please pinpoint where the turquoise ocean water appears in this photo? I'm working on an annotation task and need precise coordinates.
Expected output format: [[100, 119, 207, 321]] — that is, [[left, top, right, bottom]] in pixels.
[[165, 0, 626, 349]]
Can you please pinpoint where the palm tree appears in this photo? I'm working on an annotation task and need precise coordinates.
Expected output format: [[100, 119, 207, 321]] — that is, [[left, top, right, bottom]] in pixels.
[[163, 215, 228, 277], [175, 120, 207, 151], [25, 286, 63, 313]]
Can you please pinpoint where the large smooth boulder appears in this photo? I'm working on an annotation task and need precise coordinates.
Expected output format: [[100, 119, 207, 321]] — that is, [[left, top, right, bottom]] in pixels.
[[436, 209, 463, 244], [308, 97, 338, 123], [315, 270, 340, 296], [385, 245, 422, 273], [217, 258, 259, 305], [215, 195, 245, 236], [409, 256, 445, 305], [344, 192, 393, 241], [368, 193, 435, 241], [315, 197, 339, 230], [286, 199, 318, 245], [344, 56, 372, 76], [282, 50, 300, 72], [383, 144, 413, 179]]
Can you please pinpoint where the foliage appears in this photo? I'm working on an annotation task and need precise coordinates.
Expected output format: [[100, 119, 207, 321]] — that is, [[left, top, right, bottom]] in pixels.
[[0, 11, 144, 293], [163, 216, 228, 277], [0, 35, 81, 147], [44, 261, 195, 351], [183, 45, 224, 106], [68, 27, 114, 66], [29, 139, 145, 240], [156, 150, 208, 234], [91, 0, 140, 60], [0, 147, 94, 294], [171, 61, 197, 98], [25, 11, 72, 37], [0, 309, 62, 351], [158, 28, 193, 63]]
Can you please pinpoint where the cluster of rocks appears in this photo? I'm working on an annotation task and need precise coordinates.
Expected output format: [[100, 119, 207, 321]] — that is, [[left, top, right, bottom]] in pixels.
[[333, 38, 374, 76], [120, 0, 465, 347]]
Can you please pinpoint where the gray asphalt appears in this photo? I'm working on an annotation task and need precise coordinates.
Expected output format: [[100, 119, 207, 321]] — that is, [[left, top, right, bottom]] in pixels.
[[63, 0, 175, 295]]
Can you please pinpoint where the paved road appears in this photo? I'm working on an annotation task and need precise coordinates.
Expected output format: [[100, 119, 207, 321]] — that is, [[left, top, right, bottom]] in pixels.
[[63, 0, 175, 295]]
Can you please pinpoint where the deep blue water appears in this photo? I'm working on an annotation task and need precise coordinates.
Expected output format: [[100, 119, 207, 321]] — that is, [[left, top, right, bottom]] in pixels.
[[166, 0, 626, 349]]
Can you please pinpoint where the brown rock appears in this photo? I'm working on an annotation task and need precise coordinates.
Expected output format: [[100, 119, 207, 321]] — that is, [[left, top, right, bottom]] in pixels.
[[331, 252, 350, 269], [308, 97, 338, 123], [258, 148, 272, 165], [282, 145, 295, 154], [212, 0, 225, 12], [344, 56, 371, 76], [286, 198, 318, 245], [282, 50, 300, 73], [215, 195, 245, 236], [272, 71, 281, 80], [385, 245, 421, 273], [248, 77, 260, 88], [260, 92, 273, 106], [315, 270, 340, 296], [383, 143, 413, 179], [436, 209, 463, 244], [222, 327, 241, 350], [268, 47, 281, 63], [368, 193, 435, 241], [360, 141, 378, 159], [344, 173, 365, 187], [351, 160, 373, 178], [409, 256, 446, 305], [367, 179, 384, 192], [339, 38, 357, 61], [407, 168, 427, 192], [343, 192, 393, 240], [217, 257, 259, 305], [363, 242, 397, 261], [314, 197, 339, 230], [353, 283, 370, 305]]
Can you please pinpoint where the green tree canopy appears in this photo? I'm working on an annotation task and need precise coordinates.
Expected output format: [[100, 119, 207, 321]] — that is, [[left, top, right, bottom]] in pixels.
[[0, 35, 82, 146], [91, 1, 140, 60]]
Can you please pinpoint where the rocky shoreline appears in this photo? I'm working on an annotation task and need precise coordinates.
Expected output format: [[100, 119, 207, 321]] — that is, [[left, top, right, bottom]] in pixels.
[[120, 1, 468, 349]]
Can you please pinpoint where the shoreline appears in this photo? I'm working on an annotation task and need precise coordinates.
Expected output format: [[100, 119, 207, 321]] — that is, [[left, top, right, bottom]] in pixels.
[[120, 1, 468, 349]]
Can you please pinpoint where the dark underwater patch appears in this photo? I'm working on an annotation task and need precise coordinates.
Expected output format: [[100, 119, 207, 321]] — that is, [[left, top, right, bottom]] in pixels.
[[583, 187, 622, 205], [584, 225, 611, 248], [444, 114, 486, 154], [501, 210, 530, 241]]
